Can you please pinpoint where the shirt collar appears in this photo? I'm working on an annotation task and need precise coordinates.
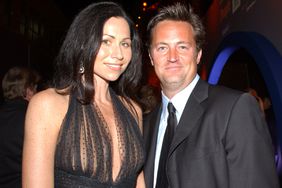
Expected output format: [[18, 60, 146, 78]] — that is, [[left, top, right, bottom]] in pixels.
[[161, 74, 200, 117]]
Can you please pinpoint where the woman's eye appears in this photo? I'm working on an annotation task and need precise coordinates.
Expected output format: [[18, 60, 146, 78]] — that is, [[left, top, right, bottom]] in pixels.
[[102, 39, 111, 45], [121, 41, 131, 48]]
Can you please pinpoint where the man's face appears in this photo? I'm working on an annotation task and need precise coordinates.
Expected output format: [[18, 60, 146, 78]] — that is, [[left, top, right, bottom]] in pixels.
[[149, 20, 202, 98]]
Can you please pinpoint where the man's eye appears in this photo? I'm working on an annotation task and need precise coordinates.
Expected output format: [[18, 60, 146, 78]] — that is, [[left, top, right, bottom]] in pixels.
[[157, 46, 166, 51], [179, 45, 188, 50]]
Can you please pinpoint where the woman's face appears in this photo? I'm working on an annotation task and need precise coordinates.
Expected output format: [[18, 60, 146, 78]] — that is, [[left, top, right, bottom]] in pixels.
[[93, 17, 132, 83]]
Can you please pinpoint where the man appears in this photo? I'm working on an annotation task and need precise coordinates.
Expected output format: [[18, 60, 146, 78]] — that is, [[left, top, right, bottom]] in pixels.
[[143, 3, 279, 188], [0, 66, 40, 188]]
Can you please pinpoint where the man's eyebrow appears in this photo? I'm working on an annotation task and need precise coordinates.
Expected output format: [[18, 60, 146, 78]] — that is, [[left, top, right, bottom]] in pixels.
[[154, 41, 191, 45], [155, 42, 168, 45]]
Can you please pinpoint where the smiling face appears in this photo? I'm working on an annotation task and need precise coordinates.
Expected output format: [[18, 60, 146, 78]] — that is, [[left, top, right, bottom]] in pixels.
[[149, 20, 202, 98], [94, 17, 132, 83]]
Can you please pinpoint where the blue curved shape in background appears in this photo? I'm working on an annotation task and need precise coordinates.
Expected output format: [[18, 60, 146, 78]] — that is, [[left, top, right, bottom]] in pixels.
[[208, 46, 239, 85]]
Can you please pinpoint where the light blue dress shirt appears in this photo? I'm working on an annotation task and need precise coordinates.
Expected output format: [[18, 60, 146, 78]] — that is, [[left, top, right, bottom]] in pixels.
[[153, 74, 200, 188]]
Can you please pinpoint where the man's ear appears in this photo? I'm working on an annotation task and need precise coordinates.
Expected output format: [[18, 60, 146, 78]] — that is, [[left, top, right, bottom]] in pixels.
[[148, 52, 154, 66], [196, 49, 202, 65]]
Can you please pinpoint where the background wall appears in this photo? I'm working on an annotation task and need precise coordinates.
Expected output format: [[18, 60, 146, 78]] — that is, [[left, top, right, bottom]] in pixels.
[[203, 0, 282, 65]]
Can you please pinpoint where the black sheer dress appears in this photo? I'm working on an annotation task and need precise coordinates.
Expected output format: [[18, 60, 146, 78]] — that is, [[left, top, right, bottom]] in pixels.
[[54, 88, 144, 188]]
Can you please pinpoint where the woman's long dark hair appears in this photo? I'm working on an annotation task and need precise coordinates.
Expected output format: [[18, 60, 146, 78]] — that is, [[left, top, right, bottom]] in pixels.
[[53, 1, 142, 107]]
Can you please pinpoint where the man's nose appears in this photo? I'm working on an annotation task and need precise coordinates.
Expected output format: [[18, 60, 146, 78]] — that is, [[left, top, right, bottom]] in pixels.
[[167, 48, 178, 62]]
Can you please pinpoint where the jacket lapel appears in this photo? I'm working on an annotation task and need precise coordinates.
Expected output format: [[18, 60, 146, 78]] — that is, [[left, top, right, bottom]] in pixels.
[[169, 79, 209, 154]]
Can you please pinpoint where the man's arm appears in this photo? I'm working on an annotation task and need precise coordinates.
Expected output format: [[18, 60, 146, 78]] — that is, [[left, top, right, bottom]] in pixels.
[[225, 93, 279, 188]]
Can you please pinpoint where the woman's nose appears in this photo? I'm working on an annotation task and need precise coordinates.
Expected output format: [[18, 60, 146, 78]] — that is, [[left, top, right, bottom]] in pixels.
[[111, 44, 124, 60]]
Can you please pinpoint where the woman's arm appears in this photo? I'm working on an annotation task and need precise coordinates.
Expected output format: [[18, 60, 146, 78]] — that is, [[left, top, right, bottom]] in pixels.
[[22, 89, 67, 188], [136, 171, 146, 188]]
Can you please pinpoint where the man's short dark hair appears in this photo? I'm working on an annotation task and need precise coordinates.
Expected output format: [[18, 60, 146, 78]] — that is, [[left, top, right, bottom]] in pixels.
[[147, 2, 205, 52]]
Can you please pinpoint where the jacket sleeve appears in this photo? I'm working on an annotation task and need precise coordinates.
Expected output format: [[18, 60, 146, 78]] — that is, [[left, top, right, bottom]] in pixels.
[[225, 93, 279, 188]]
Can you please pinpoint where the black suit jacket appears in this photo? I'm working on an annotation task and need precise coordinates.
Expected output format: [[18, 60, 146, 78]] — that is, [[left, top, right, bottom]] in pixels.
[[143, 79, 279, 188], [0, 98, 28, 188]]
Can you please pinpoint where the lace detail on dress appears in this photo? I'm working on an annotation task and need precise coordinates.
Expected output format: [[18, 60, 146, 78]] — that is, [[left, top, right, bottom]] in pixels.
[[54, 88, 144, 187]]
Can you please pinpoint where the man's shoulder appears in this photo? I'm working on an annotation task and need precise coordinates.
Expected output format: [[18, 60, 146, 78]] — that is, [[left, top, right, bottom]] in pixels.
[[194, 80, 247, 111], [209, 84, 243, 98], [193, 79, 244, 104]]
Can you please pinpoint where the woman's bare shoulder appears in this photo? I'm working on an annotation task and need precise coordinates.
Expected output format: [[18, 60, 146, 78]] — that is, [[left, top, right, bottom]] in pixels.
[[130, 99, 142, 116], [118, 97, 141, 115], [30, 88, 68, 107], [27, 88, 69, 125], [118, 96, 143, 130]]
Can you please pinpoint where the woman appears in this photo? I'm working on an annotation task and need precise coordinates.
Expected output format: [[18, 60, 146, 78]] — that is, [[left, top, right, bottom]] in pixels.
[[22, 2, 145, 188]]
